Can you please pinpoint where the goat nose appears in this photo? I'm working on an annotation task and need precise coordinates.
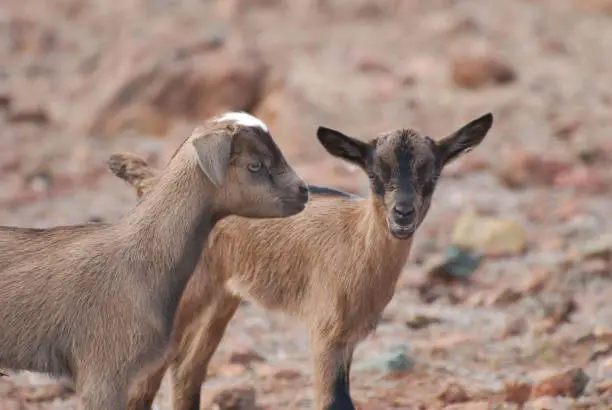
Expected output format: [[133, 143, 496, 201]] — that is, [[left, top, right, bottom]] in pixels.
[[393, 204, 414, 220], [298, 184, 309, 202]]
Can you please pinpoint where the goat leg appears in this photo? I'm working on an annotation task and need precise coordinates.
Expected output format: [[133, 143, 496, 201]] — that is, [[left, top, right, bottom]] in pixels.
[[78, 376, 128, 410], [170, 294, 240, 410], [127, 355, 169, 410], [310, 334, 356, 410]]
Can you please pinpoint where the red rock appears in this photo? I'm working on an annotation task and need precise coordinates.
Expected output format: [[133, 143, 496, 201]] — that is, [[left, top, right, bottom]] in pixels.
[[13, 382, 73, 402], [254, 364, 301, 381], [216, 363, 248, 378], [574, 0, 612, 13], [7, 100, 49, 125], [271, 368, 302, 381], [7, 17, 58, 55], [500, 317, 528, 339], [495, 150, 571, 189], [372, 77, 399, 100], [530, 368, 589, 399], [205, 385, 256, 410], [485, 287, 523, 307], [227, 349, 265, 366], [441, 402, 490, 410], [550, 116, 581, 141], [251, 78, 326, 164], [87, 39, 267, 138], [594, 380, 612, 395], [504, 380, 532, 406], [355, 55, 393, 74], [451, 51, 517, 89], [553, 199, 580, 222], [553, 166, 608, 193], [437, 382, 470, 404], [522, 267, 554, 295], [0, 399, 23, 410]]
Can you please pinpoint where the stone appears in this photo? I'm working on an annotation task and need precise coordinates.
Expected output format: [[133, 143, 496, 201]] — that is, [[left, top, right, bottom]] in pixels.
[[206, 385, 257, 410], [522, 267, 553, 295], [6, 99, 49, 125], [441, 402, 490, 410], [405, 314, 444, 330], [437, 382, 470, 404], [227, 349, 265, 366], [355, 55, 393, 74], [12, 382, 73, 402], [254, 364, 302, 381], [6, 17, 58, 55], [486, 287, 523, 307], [87, 39, 267, 138], [574, 0, 612, 14], [450, 49, 517, 89], [495, 150, 571, 189], [500, 317, 528, 339], [596, 356, 612, 380], [0, 399, 23, 410], [216, 363, 248, 378], [270, 368, 302, 381], [530, 368, 589, 399], [525, 396, 575, 410], [430, 247, 482, 281], [553, 166, 608, 193], [353, 345, 415, 374], [0, 378, 14, 396], [251, 78, 334, 165], [594, 324, 612, 343], [594, 380, 612, 395], [579, 234, 612, 260], [503, 380, 532, 406], [451, 211, 527, 256]]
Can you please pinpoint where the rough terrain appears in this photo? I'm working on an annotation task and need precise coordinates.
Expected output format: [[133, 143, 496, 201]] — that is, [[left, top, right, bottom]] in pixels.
[[1, 0, 612, 409]]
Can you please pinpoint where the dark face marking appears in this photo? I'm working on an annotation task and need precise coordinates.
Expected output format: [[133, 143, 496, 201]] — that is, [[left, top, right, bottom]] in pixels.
[[365, 130, 444, 239], [393, 144, 415, 206]]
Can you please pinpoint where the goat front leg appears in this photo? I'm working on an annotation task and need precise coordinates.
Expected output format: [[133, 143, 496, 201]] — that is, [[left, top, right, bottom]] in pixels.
[[310, 332, 356, 410], [78, 375, 128, 410], [127, 354, 169, 410], [170, 294, 240, 410]]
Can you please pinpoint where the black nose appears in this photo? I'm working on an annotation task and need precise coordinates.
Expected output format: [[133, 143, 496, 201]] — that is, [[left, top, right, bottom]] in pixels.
[[298, 184, 309, 202], [393, 204, 414, 221]]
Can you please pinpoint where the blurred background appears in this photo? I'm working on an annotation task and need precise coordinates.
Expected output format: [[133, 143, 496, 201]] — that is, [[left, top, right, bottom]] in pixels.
[[1, 0, 612, 408]]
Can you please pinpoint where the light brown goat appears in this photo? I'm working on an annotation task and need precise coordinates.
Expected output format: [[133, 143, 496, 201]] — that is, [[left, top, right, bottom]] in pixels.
[[111, 113, 494, 410], [0, 112, 308, 410]]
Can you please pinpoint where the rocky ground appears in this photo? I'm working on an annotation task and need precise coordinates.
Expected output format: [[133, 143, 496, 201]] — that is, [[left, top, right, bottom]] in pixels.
[[1, 0, 612, 409]]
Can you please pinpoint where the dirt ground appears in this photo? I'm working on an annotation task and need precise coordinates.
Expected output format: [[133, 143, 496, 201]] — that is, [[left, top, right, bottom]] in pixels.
[[1, 0, 612, 409]]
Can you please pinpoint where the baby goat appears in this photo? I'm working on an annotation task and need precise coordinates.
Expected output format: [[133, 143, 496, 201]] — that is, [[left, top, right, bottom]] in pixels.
[[111, 113, 494, 410], [0, 112, 308, 410]]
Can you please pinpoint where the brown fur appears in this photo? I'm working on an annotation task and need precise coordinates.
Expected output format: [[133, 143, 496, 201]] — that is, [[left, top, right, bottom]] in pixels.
[[112, 113, 494, 410], [0, 112, 307, 410]]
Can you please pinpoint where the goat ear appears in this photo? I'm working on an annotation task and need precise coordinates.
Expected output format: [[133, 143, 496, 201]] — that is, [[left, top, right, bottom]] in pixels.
[[316, 126, 370, 169], [436, 113, 493, 167], [191, 132, 233, 188]]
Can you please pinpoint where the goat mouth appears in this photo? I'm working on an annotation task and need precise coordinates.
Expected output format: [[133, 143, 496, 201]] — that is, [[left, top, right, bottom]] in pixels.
[[388, 220, 415, 239], [283, 200, 307, 216]]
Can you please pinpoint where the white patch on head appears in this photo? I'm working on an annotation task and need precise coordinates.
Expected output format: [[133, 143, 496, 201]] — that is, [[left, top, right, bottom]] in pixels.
[[215, 111, 269, 132]]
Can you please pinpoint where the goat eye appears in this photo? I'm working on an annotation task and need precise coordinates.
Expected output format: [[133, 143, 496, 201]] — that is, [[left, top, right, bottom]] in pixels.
[[248, 162, 262, 172]]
